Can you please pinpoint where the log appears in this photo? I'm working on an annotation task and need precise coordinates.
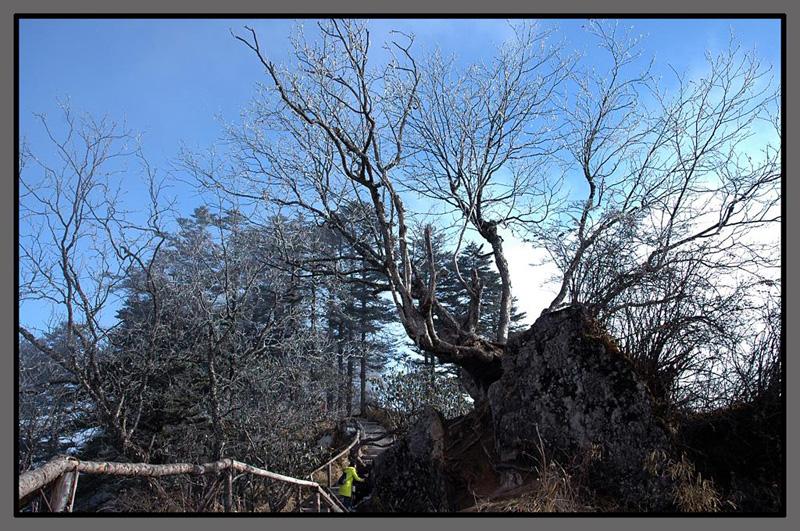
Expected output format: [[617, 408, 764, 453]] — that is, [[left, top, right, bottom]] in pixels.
[[227, 460, 318, 487], [20, 457, 320, 501], [76, 458, 228, 477], [19, 456, 77, 500]]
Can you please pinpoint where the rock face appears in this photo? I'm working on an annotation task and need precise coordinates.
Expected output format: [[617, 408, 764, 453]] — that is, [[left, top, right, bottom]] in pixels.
[[368, 305, 678, 511], [365, 407, 454, 512], [487, 305, 674, 510]]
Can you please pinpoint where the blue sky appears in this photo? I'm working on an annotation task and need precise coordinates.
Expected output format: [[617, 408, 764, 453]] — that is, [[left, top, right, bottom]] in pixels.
[[19, 18, 781, 163], [18, 17, 782, 330]]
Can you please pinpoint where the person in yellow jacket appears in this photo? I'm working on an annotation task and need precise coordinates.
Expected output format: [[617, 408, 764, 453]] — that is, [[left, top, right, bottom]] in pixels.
[[337, 461, 364, 510]]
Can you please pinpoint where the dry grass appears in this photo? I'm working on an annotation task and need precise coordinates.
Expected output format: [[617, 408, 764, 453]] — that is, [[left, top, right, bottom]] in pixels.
[[585, 317, 624, 358], [645, 449, 723, 512], [467, 460, 592, 513], [467, 427, 593, 513]]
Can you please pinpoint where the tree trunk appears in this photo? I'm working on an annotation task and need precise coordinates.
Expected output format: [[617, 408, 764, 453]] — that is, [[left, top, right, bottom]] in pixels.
[[326, 384, 334, 413], [360, 352, 367, 417], [336, 346, 344, 414], [206, 346, 224, 461], [310, 282, 318, 334], [482, 223, 512, 344], [346, 356, 354, 417], [359, 263, 369, 417], [326, 304, 336, 413]]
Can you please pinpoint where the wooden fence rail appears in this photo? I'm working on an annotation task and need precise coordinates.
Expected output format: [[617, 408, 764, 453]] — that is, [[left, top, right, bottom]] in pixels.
[[308, 422, 362, 487], [19, 424, 364, 513]]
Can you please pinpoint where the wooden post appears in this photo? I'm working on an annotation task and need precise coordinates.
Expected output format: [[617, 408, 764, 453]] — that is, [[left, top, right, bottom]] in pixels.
[[315, 489, 321, 512], [297, 485, 302, 511], [49, 469, 79, 512], [224, 469, 233, 512], [67, 470, 79, 512], [327, 463, 332, 488]]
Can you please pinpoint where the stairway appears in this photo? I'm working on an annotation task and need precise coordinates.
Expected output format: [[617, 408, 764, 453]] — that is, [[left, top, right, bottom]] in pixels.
[[356, 418, 395, 469], [297, 417, 395, 513], [349, 417, 394, 511]]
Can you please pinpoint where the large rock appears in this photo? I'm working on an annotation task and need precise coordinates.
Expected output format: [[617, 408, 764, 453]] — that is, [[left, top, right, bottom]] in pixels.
[[365, 407, 454, 512], [487, 305, 675, 510]]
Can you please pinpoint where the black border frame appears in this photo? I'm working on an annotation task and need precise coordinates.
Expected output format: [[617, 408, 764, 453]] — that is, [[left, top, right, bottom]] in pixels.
[[12, 12, 787, 519]]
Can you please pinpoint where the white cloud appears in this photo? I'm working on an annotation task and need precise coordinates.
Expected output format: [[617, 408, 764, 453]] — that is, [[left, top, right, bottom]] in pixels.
[[502, 230, 560, 325]]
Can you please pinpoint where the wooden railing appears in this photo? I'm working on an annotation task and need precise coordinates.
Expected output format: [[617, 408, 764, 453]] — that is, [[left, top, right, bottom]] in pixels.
[[308, 420, 362, 488], [18, 424, 364, 514]]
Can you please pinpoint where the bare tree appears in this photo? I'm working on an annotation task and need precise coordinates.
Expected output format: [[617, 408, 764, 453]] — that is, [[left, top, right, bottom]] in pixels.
[[530, 23, 781, 404], [228, 20, 780, 404], [228, 20, 513, 394], [18, 337, 78, 472], [19, 102, 171, 461], [404, 21, 571, 343], [541, 24, 779, 314]]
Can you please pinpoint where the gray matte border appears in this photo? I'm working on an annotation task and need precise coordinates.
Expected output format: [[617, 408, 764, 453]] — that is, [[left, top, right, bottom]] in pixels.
[[2, 1, 795, 531]]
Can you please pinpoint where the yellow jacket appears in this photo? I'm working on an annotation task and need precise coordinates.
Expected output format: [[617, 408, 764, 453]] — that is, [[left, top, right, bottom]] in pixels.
[[337, 466, 364, 498]]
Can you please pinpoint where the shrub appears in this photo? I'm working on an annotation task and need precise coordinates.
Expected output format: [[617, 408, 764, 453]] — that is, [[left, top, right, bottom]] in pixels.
[[373, 365, 472, 432]]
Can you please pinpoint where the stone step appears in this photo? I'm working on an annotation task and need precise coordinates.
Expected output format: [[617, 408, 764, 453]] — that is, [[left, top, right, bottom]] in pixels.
[[364, 444, 390, 451]]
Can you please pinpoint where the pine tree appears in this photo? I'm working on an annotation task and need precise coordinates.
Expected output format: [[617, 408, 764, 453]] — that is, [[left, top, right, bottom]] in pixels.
[[319, 201, 398, 416], [404, 235, 528, 385], [453, 242, 527, 336]]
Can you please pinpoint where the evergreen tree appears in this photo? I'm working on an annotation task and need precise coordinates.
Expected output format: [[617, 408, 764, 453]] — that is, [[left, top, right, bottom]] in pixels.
[[453, 242, 527, 336], [317, 201, 398, 416], [405, 234, 528, 385]]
